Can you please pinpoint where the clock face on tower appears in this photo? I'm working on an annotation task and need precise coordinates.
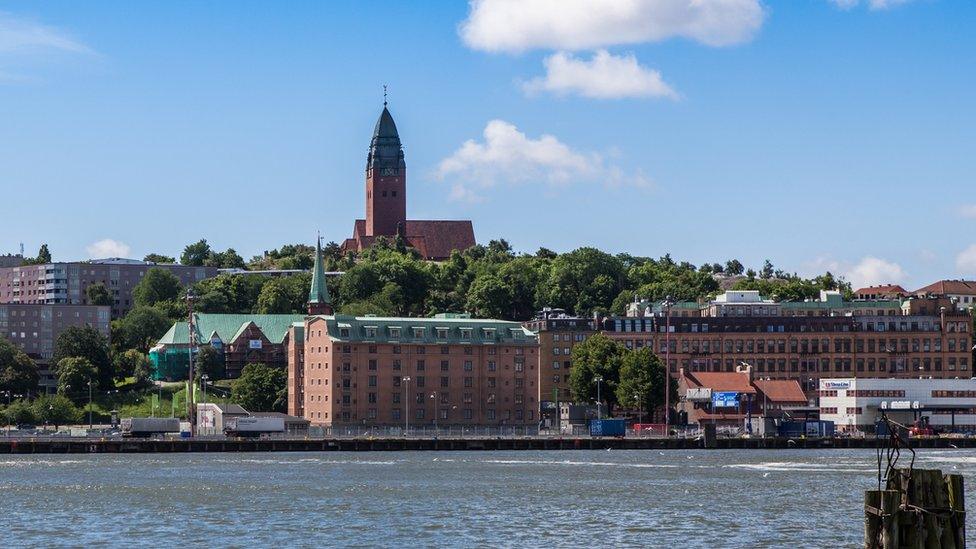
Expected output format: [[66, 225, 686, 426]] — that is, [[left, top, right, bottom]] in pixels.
[[380, 167, 398, 176]]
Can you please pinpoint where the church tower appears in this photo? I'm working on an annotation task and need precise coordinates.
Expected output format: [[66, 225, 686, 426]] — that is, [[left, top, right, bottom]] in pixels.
[[365, 100, 406, 237], [307, 236, 333, 315]]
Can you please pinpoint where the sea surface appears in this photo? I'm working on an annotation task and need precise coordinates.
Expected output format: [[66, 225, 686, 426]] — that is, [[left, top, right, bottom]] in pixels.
[[0, 449, 972, 547]]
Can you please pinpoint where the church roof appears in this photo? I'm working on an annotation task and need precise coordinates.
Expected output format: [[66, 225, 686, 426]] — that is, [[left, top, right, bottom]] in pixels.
[[373, 106, 399, 139], [346, 219, 475, 260], [309, 237, 331, 305]]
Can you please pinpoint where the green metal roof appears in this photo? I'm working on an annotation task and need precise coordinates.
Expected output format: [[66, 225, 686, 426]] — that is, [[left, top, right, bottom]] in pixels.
[[308, 237, 331, 306], [310, 314, 537, 345], [781, 299, 901, 310], [156, 313, 306, 346]]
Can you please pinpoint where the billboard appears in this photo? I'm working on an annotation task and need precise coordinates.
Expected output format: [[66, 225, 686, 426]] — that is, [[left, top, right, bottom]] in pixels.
[[711, 391, 740, 408], [249, 339, 263, 349]]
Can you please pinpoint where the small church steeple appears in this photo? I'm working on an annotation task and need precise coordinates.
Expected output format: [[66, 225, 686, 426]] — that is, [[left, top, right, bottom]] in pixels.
[[308, 234, 333, 315]]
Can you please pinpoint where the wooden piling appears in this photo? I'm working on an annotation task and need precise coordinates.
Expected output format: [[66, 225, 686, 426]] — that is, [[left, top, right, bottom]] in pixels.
[[865, 468, 966, 548]]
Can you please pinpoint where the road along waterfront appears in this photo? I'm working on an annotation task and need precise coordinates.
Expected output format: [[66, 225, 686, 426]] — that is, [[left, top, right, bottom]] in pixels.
[[2, 449, 973, 546]]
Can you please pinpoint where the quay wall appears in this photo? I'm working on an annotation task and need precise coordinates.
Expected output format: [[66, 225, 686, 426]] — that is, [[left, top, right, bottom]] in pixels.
[[0, 436, 974, 454]]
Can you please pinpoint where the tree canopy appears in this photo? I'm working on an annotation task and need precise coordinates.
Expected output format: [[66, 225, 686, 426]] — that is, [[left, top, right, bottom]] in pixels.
[[231, 363, 286, 412], [85, 283, 113, 307], [133, 267, 183, 308], [569, 334, 625, 412], [55, 357, 97, 395], [0, 336, 39, 396], [53, 326, 112, 388]]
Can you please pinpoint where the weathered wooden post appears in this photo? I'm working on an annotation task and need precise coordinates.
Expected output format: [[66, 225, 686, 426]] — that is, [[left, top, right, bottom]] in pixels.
[[865, 468, 966, 548]]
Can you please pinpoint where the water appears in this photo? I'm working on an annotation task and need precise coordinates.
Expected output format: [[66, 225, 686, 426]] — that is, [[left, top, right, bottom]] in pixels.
[[1, 449, 972, 547]]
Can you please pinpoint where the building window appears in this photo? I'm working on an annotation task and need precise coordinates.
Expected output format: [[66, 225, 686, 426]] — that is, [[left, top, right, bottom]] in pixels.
[[368, 359, 377, 370], [441, 360, 449, 372]]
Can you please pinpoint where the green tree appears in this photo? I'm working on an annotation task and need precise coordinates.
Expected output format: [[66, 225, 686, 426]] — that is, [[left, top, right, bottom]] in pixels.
[[192, 274, 265, 313], [195, 345, 225, 381], [181, 239, 213, 266], [133, 267, 183, 307], [85, 283, 113, 306], [725, 259, 744, 276], [231, 363, 286, 412], [143, 253, 176, 264], [0, 336, 39, 396], [55, 357, 98, 395], [760, 259, 775, 280], [113, 349, 151, 384], [53, 326, 112, 388], [114, 306, 171, 353], [465, 274, 512, 319], [2, 399, 37, 426], [207, 248, 245, 269], [32, 394, 81, 429], [543, 247, 624, 315], [615, 347, 677, 418], [36, 244, 51, 263], [569, 334, 625, 413]]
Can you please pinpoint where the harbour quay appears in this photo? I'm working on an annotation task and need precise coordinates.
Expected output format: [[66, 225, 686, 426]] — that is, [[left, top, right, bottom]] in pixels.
[[1, 435, 974, 454]]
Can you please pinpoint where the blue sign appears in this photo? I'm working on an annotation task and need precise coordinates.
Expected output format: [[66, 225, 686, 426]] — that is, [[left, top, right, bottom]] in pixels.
[[712, 391, 740, 408]]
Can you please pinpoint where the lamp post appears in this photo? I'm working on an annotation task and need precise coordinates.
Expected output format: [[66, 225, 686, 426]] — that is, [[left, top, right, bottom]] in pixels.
[[201, 374, 209, 403], [430, 391, 438, 429], [87, 379, 93, 430], [402, 376, 411, 435], [635, 392, 643, 425], [663, 295, 674, 436], [594, 375, 603, 420]]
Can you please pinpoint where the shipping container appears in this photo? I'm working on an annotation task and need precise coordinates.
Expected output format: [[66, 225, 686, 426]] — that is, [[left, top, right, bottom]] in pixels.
[[589, 419, 626, 437], [225, 416, 285, 436], [121, 418, 181, 437]]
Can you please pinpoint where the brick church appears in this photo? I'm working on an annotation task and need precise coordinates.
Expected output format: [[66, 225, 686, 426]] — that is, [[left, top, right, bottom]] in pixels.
[[342, 102, 476, 260]]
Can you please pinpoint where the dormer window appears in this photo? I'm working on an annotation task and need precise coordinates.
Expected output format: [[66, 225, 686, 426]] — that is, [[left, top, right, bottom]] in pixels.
[[413, 327, 425, 339], [364, 327, 377, 339], [390, 327, 401, 339], [436, 328, 449, 340], [459, 328, 472, 340], [483, 328, 496, 340], [339, 328, 350, 338]]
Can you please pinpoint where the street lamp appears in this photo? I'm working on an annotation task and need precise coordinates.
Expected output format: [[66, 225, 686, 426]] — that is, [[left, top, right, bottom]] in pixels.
[[87, 379, 93, 430], [635, 392, 643, 425], [430, 391, 438, 429], [663, 295, 674, 437], [201, 374, 209, 403], [594, 375, 603, 420], [402, 376, 411, 435]]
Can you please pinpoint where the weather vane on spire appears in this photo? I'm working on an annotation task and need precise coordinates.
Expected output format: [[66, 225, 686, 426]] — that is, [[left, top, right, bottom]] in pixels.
[[383, 84, 388, 107]]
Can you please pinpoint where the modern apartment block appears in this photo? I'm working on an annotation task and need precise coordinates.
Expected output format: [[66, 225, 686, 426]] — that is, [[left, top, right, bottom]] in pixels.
[[0, 258, 218, 318], [0, 303, 111, 390]]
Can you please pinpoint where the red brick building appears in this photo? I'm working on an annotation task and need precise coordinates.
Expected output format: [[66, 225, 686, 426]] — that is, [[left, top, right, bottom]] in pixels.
[[342, 103, 476, 260], [287, 242, 540, 427]]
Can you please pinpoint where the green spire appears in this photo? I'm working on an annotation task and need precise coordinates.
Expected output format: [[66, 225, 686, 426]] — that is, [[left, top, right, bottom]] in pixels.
[[308, 235, 330, 307]]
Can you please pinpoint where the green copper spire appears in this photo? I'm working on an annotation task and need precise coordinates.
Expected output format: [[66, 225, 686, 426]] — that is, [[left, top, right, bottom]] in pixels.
[[308, 235, 331, 313]]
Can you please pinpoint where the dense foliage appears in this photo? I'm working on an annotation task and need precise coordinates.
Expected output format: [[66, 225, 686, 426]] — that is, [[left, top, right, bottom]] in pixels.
[[231, 363, 286, 412], [0, 336, 39, 396]]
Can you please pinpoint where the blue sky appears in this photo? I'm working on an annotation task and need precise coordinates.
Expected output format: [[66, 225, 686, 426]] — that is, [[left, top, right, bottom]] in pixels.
[[0, 0, 974, 289]]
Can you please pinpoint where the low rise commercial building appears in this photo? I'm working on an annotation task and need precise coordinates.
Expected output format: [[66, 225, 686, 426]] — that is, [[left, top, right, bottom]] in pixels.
[[0, 258, 218, 318], [818, 377, 976, 433], [0, 303, 111, 390], [677, 365, 808, 428]]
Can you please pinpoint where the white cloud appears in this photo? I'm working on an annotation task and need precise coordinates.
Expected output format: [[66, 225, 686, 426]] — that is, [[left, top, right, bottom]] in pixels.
[[436, 119, 651, 202], [829, 0, 915, 10], [957, 245, 976, 274], [460, 0, 765, 53], [522, 50, 678, 100], [846, 257, 907, 289], [0, 12, 92, 55], [958, 204, 976, 219], [802, 255, 907, 289], [86, 239, 131, 259]]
